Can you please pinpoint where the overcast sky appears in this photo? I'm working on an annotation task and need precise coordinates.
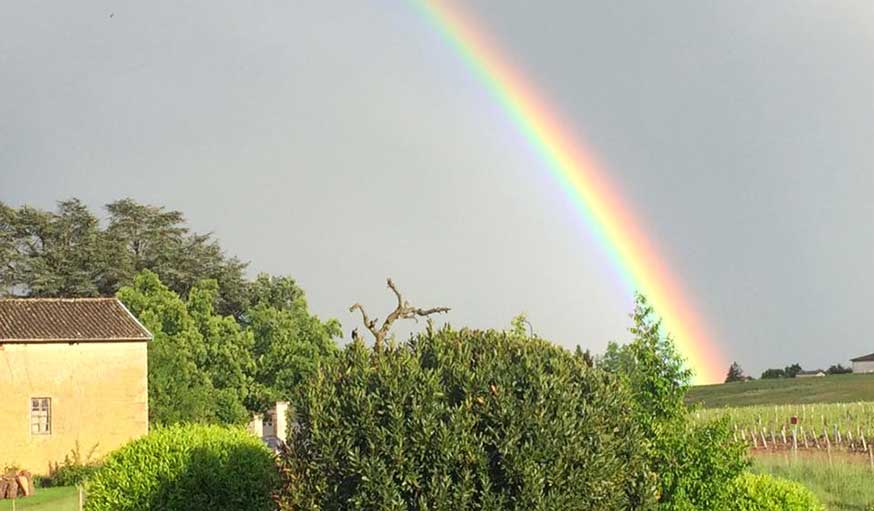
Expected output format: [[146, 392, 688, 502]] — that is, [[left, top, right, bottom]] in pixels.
[[2, 1, 873, 380]]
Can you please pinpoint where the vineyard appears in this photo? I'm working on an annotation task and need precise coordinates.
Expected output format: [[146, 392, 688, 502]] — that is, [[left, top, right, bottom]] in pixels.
[[695, 402, 874, 456]]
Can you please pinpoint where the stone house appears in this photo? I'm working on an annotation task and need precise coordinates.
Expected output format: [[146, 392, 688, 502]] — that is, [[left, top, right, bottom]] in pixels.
[[0, 298, 151, 473]]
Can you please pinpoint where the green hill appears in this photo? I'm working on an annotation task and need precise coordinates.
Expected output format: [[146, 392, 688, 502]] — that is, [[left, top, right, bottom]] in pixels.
[[686, 373, 874, 408]]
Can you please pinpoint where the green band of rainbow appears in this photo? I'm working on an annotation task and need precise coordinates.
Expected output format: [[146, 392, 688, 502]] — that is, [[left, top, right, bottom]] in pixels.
[[415, 0, 726, 383]]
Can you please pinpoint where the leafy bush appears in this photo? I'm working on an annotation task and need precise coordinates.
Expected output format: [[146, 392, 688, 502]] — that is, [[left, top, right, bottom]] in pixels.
[[280, 325, 653, 510], [730, 473, 824, 511], [84, 424, 278, 511], [41, 442, 101, 487], [601, 295, 749, 510], [657, 418, 749, 510]]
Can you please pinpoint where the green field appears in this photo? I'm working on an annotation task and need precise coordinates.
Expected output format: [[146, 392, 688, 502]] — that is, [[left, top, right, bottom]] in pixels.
[[0, 487, 78, 511], [687, 374, 874, 408]]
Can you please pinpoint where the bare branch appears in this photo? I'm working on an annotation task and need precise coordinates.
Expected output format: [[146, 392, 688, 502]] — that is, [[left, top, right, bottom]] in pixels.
[[349, 278, 450, 350], [349, 303, 379, 339]]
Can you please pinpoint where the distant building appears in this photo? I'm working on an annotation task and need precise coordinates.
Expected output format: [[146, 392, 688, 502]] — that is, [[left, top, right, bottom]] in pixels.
[[796, 369, 826, 378], [851, 353, 874, 373], [0, 298, 151, 474], [248, 401, 289, 452]]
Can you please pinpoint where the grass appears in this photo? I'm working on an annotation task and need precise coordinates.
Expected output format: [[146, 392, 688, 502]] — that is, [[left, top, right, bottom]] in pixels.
[[0, 486, 79, 511], [687, 373, 874, 408], [752, 452, 874, 510]]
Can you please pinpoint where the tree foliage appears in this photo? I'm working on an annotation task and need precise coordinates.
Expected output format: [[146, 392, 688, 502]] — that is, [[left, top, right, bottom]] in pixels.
[[784, 363, 802, 378], [725, 362, 746, 383], [600, 294, 748, 510], [118, 270, 339, 423], [827, 364, 852, 375], [242, 274, 341, 411], [1, 198, 248, 316], [118, 271, 223, 424], [760, 368, 786, 379]]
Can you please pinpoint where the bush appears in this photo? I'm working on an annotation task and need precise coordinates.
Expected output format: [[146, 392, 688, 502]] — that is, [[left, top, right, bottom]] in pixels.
[[84, 424, 278, 511], [601, 295, 749, 510], [40, 442, 101, 487], [657, 418, 749, 510], [280, 325, 653, 510], [730, 473, 824, 511]]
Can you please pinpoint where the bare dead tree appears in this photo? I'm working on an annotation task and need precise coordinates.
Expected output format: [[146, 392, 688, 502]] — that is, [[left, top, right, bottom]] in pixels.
[[349, 278, 450, 350]]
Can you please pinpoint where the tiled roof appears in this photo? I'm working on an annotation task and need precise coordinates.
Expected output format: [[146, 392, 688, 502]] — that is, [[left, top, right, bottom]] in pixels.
[[851, 353, 874, 362], [0, 298, 151, 342]]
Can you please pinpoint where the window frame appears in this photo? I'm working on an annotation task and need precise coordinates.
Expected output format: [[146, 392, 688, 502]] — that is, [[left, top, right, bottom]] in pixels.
[[30, 397, 52, 435]]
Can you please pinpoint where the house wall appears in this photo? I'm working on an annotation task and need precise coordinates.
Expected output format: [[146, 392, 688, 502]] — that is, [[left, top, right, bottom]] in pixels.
[[853, 360, 874, 373], [0, 341, 148, 474]]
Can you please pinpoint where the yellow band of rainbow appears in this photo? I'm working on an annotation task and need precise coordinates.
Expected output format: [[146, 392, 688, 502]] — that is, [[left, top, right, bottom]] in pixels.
[[415, 0, 726, 384]]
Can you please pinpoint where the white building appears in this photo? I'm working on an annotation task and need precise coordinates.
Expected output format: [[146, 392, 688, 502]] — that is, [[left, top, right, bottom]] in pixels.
[[248, 401, 289, 451], [851, 353, 874, 373]]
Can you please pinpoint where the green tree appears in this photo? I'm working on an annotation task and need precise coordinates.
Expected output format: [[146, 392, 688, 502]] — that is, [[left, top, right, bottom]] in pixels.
[[102, 199, 249, 316], [600, 294, 748, 510], [242, 274, 340, 411], [784, 363, 802, 378], [118, 270, 219, 424], [760, 368, 786, 379], [187, 279, 255, 424], [1, 199, 249, 316], [827, 364, 852, 375], [0, 199, 104, 296], [725, 362, 746, 383]]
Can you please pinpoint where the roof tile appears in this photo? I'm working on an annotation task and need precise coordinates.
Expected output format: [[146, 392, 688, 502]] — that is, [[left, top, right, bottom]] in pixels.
[[0, 298, 151, 342]]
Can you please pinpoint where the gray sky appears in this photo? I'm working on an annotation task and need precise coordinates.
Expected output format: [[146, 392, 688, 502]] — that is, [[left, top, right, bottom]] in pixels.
[[2, 1, 873, 380]]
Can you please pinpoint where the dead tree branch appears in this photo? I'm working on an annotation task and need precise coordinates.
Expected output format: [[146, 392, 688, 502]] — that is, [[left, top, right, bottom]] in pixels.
[[349, 278, 450, 350]]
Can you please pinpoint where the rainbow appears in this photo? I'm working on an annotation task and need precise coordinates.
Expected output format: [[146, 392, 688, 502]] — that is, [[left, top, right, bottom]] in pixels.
[[415, 0, 726, 384]]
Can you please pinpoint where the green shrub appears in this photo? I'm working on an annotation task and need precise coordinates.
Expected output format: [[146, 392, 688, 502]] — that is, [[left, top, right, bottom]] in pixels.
[[730, 473, 824, 511], [40, 442, 101, 487], [657, 418, 749, 510], [84, 424, 278, 511], [280, 325, 653, 510], [601, 295, 749, 510]]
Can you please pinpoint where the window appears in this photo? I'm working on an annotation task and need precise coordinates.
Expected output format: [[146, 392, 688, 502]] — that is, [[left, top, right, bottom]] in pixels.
[[31, 397, 51, 435]]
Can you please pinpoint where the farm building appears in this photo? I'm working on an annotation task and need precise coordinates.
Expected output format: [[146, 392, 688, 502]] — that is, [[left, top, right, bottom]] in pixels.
[[851, 353, 874, 373], [0, 298, 150, 474]]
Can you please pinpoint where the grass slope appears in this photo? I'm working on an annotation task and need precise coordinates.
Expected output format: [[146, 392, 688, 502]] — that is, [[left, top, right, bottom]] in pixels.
[[687, 374, 874, 408], [0, 487, 78, 511]]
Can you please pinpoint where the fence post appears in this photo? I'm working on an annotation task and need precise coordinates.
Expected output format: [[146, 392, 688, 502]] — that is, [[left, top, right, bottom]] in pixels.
[[79, 486, 84, 511], [869, 445, 874, 473]]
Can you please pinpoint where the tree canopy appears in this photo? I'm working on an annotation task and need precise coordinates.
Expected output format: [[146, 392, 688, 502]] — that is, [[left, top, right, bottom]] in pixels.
[[1, 198, 248, 316], [725, 362, 747, 383]]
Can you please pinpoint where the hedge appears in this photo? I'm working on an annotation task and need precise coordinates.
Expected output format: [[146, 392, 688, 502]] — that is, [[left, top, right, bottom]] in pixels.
[[84, 424, 278, 511], [729, 472, 824, 511], [279, 326, 653, 510]]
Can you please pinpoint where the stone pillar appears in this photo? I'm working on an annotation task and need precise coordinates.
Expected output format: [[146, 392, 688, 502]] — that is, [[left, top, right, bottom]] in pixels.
[[248, 413, 263, 438], [275, 401, 289, 441]]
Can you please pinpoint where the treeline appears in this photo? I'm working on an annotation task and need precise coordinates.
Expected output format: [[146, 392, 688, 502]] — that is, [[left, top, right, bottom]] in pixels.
[[0, 199, 340, 424], [724, 361, 852, 383]]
